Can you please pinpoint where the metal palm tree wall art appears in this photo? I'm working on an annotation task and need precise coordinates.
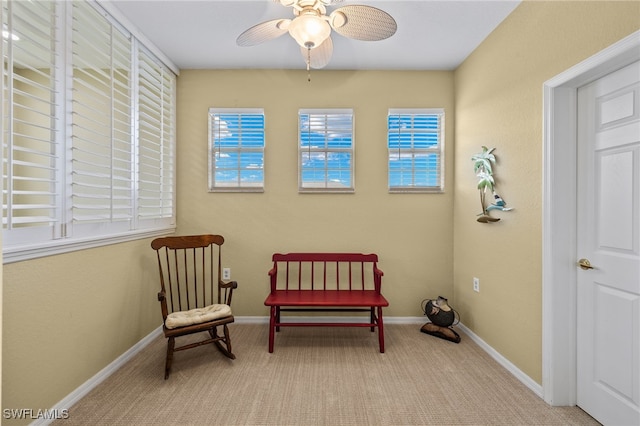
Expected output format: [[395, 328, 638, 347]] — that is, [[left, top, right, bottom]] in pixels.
[[471, 146, 513, 223]]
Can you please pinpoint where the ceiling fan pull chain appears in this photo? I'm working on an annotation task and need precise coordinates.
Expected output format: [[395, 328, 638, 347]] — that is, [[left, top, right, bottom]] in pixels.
[[306, 46, 311, 82]]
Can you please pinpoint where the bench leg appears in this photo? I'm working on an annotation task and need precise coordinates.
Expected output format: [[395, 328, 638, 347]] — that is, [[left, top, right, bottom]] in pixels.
[[268, 306, 276, 353], [377, 306, 385, 353], [370, 307, 375, 332]]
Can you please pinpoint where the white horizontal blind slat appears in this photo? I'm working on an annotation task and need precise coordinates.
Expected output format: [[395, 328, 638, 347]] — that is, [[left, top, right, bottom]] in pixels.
[[2, 0, 58, 232], [137, 46, 175, 219], [71, 0, 133, 225]]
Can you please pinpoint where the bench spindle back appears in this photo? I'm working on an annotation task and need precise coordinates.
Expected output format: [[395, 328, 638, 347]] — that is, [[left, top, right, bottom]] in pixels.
[[270, 253, 381, 293]]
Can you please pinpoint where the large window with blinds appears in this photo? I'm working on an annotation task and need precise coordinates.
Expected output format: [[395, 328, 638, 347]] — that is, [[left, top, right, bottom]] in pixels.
[[208, 108, 265, 192], [298, 109, 354, 193], [387, 109, 444, 193], [2, 0, 176, 262]]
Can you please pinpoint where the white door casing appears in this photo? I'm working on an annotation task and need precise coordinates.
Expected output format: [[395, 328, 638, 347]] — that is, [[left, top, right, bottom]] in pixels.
[[542, 30, 640, 409], [576, 60, 640, 426]]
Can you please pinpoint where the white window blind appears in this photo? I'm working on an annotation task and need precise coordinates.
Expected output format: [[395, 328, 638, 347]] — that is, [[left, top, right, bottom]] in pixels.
[[299, 109, 354, 193], [208, 108, 265, 192], [2, 0, 59, 245], [137, 46, 175, 222], [2, 0, 176, 262], [71, 0, 133, 236], [388, 109, 444, 193]]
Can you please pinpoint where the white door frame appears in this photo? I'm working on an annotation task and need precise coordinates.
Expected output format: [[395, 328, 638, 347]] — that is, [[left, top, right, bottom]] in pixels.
[[542, 30, 640, 406]]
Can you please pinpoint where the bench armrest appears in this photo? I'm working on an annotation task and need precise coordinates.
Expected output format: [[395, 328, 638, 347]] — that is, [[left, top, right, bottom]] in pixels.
[[374, 266, 384, 293], [268, 265, 278, 292]]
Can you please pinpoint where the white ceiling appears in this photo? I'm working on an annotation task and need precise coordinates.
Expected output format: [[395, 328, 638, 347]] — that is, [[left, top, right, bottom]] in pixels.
[[104, 0, 521, 71]]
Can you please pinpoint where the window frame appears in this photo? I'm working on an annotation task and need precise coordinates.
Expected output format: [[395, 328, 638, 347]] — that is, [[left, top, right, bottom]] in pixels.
[[2, 0, 177, 263], [387, 108, 445, 193], [208, 108, 265, 193], [298, 108, 355, 193]]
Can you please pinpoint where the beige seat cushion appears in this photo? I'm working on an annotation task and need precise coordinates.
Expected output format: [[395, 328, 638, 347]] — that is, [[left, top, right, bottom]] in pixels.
[[165, 304, 232, 329]]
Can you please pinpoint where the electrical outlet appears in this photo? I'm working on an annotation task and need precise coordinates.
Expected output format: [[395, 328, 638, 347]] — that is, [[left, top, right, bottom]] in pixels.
[[473, 277, 480, 292], [223, 268, 231, 280]]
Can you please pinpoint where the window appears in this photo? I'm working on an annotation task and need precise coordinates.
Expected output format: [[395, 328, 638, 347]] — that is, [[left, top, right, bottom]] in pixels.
[[388, 109, 444, 193], [137, 46, 176, 223], [208, 109, 265, 192], [2, 0, 176, 262], [70, 0, 133, 236], [2, 0, 58, 244], [299, 109, 354, 193]]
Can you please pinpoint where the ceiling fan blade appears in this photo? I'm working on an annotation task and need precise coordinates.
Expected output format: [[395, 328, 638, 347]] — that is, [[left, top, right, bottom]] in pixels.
[[274, 0, 344, 6], [329, 5, 397, 41], [300, 36, 333, 69], [236, 19, 291, 47]]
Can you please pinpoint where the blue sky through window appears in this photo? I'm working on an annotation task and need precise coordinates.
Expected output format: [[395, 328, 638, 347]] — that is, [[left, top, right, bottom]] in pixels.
[[299, 110, 354, 191], [388, 110, 443, 191], [209, 110, 265, 191]]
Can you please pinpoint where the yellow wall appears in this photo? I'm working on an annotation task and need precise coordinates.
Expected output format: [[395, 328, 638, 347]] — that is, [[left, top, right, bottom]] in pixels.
[[176, 70, 455, 318], [2, 240, 160, 423], [453, 0, 640, 384]]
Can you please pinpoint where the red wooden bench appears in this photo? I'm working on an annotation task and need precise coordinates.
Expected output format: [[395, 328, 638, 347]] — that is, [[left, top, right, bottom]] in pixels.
[[264, 253, 388, 353]]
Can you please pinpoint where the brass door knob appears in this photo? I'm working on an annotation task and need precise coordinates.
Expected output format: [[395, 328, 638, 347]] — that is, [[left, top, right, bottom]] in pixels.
[[577, 258, 594, 270]]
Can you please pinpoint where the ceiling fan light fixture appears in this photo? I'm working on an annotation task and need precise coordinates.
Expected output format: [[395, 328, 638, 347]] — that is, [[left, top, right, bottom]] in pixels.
[[288, 13, 331, 49], [239, 1, 395, 77]]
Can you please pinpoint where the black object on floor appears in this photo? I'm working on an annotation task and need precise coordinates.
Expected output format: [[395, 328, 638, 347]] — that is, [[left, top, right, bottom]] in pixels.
[[420, 322, 461, 343]]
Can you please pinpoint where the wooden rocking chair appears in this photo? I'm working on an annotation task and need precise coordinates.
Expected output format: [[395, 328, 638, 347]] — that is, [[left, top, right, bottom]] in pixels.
[[151, 234, 238, 379]]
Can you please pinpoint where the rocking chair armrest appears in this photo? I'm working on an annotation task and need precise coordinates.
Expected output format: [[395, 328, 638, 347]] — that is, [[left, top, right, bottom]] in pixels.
[[157, 291, 169, 320], [220, 280, 238, 306], [220, 280, 238, 290]]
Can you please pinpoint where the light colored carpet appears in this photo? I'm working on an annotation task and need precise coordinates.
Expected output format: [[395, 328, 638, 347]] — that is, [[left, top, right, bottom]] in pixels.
[[55, 323, 599, 425]]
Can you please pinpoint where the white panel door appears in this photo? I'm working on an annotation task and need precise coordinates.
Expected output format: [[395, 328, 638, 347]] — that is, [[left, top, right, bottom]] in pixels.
[[576, 60, 640, 426]]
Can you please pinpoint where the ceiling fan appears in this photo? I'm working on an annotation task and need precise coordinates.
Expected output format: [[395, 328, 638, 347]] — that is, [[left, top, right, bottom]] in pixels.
[[236, 0, 397, 71]]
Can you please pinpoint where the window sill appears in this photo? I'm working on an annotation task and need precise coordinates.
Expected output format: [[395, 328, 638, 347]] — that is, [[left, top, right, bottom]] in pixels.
[[389, 188, 445, 194], [2, 226, 176, 264], [208, 188, 265, 193]]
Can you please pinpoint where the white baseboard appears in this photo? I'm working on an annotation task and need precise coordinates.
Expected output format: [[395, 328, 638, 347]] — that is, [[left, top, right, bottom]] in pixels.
[[31, 326, 163, 426], [36, 316, 541, 425], [233, 315, 268, 324], [456, 323, 543, 398]]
